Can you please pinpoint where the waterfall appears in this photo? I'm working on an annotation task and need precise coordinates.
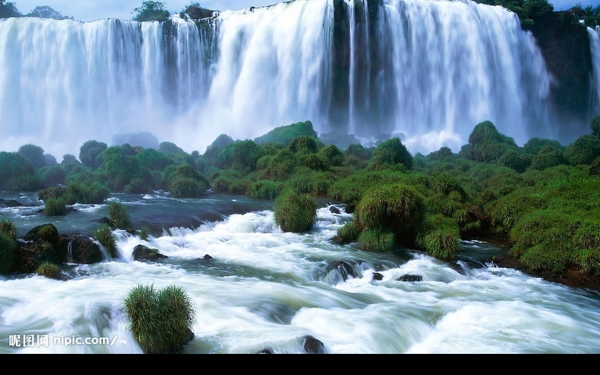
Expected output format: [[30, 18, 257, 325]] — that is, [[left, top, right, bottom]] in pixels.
[[589, 26, 600, 118], [0, 0, 556, 158]]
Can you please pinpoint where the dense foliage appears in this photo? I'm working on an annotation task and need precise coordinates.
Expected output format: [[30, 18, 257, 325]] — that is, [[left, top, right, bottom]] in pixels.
[[124, 284, 195, 354], [132, 1, 170, 22]]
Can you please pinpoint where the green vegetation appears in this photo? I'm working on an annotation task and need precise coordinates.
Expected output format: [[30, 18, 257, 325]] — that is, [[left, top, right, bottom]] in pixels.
[[44, 197, 67, 216], [274, 189, 317, 233], [124, 284, 195, 354], [35, 261, 61, 278], [108, 201, 133, 230], [94, 225, 119, 258], [2, 115, 600, 279], [132, 1, 170, 22], [0, 219, 17, 275]]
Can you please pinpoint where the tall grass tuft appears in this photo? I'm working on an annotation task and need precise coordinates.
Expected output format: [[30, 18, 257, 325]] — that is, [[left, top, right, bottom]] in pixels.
[[108, 201, 133, 230], [93, 224, 118, 257], [124, 284, 195, 354], [44, 197, 67, 216], [35, 261, 61, 279], [274, 189, 317, 233]]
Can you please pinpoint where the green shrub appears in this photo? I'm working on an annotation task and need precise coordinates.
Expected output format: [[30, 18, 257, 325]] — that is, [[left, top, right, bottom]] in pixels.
[[35, 261, 61, 278], [564, 134, 600, 166], [18, 144, 46, 168], [135, 148, 175, 171], [369, 138, 413, 170], [355, 183, 425, 234], [79, 140, 107, 170], [44, 197, 67, 216], [124, 284, 195, 354], [139, 226, 150, 241], [254, 120, 318, 147], [335, 220, 360, 244], [359, 226, 396, 252], [0, 219, 17, 239], [94, 224, 118, 257], [273, 190, 317, 233], [132, 1, 170, 22], [108, 201, 133, 230], [318, 145, 344, 166], [40, 165, 67, 186], [416, 214, 461, 260], [0, 232, 17, 275], [169, 165, 210, 198], [247, 180, 282, 199], [267, 149, 297, 181], [529, 145, 565, 171]]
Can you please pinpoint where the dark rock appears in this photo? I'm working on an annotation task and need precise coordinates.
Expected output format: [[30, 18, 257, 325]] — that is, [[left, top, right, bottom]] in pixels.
[[372, 272, 383, 281], [203, 254, 213, 260], [55, 235, 105, 264], [303, 335, 326, 354], [398, 274, 422, 282], [329, 206, 341, 214], [132, 244, 168, 261], [15, 240, 58, 273], [0, 198, 23, 207], [23, 224, 60, 245], [257, 348, 273, 354], [467, 205, 486, 223]]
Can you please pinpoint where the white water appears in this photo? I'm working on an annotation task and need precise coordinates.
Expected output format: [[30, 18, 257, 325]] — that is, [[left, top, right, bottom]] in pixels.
[[0, 0, 556, 158], [589, 26, 600, 117], [1, 202, 600, 354]]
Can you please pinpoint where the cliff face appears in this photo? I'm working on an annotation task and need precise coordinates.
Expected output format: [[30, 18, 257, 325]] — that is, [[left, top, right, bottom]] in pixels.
[[526, 10, 594, 140]]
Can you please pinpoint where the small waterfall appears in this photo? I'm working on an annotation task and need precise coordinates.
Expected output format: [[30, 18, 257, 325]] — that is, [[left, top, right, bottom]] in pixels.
[[589, 26, 600, 118], [67, 241, 73, 263], [92, 239, 113, 262]]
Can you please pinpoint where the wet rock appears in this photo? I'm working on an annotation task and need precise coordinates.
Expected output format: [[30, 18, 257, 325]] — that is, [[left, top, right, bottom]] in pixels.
[[55, 235, 104, 264], [372, 272, 383, 281], [132, 244, 168, 261], [398, 274, 423, 282], [303, 335, 326, 354]]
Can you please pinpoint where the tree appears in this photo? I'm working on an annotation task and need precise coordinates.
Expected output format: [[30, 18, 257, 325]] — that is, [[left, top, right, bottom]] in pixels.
[[27, 5, 72, 20], [132, 1, 170, 22], [0, 0, 21, 18], [18, 144, 46, 168]]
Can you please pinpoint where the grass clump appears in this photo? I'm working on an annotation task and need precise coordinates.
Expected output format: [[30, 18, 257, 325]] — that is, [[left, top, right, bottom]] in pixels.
[[0, 231, 17, 275], [108, 201, 133, 230], [93, 224, 118, 257], [416, 214, 461, 260], [274, 189, 317, 233], [44, 197, 67, 216], [35, 261, 61, 279], [124, 284, 195, 354]]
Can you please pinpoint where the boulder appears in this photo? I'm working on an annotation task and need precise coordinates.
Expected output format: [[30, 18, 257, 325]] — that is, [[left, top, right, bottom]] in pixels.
[[132, 244, 168, 261], [55, 235, 105, 264]]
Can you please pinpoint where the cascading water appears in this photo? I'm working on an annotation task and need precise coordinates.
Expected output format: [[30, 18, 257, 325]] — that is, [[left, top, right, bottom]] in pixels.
[[589, 26, 600, 117], [0, 0, 555, 158]]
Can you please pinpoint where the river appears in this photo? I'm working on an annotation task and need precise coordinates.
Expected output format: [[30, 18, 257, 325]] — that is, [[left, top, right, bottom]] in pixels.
[[1, 191, 600, 353]]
